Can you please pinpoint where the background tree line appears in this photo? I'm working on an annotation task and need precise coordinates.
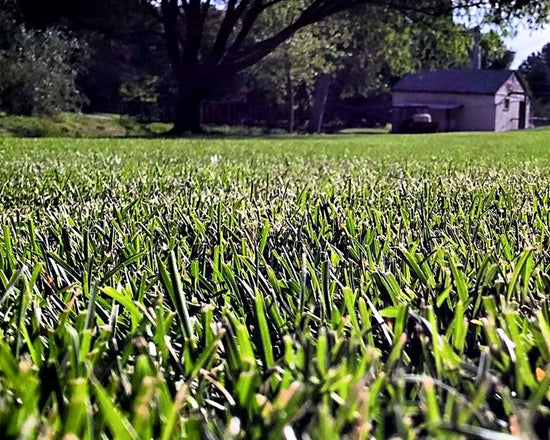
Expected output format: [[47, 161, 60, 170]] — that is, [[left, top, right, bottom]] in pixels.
[[1, 0, 547, 133], [519, 43, 550, 122]]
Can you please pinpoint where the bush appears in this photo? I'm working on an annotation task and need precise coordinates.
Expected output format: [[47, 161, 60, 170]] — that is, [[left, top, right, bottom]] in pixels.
[[0, 12, 88, 115]]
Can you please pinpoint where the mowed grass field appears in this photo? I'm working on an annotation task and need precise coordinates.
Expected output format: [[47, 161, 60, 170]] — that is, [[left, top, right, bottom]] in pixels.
[[2, 130, 550, 439]]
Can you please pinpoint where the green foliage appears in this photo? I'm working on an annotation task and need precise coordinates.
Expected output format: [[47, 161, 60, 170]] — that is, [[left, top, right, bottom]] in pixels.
[[519, 43, 550, 118], [254, 1, 348, 93], [0, 113, 171, 137], [336, 9, 474, 95], [251, 4, 509, 126], [0, 12, 88, 116], [2, 131, 550, 438], [480, 31, 515, 69], [120, 76, 160, 104], [251, 0, 347, 130]]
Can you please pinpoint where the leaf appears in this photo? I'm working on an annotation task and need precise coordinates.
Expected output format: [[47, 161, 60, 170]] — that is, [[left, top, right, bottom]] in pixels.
[[92, 379, 139, 440]]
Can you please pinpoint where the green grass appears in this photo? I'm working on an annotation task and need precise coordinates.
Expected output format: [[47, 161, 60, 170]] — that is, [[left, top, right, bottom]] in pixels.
[[1, 130, 550, 439], [336, 125, 391, 135], [0, 113, 172, 138], [0, 113, 291, 138]]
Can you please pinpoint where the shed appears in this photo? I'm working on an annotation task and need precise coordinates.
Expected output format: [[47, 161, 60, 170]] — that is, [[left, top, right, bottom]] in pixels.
[[392, 69, 530, 133]]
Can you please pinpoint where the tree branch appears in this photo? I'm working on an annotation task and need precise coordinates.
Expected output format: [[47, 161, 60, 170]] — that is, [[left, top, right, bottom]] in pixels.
[[220, 0, 458, 73], [211, 0, 250, 56]]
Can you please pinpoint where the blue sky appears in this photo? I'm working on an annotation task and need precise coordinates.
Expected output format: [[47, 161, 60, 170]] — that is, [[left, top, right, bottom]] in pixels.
[[507, 25, 550, 68]]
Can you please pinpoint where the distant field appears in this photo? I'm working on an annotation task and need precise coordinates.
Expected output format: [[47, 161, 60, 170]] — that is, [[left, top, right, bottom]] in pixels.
[[1, 131, 550, 439]]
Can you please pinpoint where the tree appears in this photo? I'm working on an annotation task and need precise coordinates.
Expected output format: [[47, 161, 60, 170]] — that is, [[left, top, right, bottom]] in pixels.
[[479, 30, 515, 69], [519, 43, 550, 118], [253, 8, 509, 133], [0, 8, 88, 115], [251, 2, 348, 132], [7, 0, 170, 118]]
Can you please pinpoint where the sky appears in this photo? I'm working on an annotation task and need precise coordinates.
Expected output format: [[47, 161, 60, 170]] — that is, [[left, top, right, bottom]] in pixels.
[[507, 25, 550, 68]]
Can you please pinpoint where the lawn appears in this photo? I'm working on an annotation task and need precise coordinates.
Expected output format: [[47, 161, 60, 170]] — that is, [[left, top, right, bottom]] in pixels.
[[0, 113, 172, 138], [1, 130, 550, 439]]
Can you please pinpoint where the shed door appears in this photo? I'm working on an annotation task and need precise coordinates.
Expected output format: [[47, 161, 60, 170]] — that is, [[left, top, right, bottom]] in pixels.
[[519, 101, 526, 129]]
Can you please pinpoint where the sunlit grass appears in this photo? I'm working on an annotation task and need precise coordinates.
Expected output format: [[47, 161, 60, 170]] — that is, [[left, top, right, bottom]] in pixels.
[[1, 131, 550, 439]]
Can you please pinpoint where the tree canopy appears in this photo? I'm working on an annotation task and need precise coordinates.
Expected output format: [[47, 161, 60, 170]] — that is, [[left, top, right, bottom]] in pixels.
[[0, 6, 88, 115], [519, 43, 550, 119]]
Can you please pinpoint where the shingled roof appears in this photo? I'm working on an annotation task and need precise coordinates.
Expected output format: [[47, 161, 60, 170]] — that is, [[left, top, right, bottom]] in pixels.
[[393, 69, 523, 95]]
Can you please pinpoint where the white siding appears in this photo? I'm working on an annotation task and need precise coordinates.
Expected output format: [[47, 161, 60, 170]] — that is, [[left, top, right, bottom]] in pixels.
[[392, 72, 530, 132], [494, 74, 530, 132], [393, 91, 495, 131]]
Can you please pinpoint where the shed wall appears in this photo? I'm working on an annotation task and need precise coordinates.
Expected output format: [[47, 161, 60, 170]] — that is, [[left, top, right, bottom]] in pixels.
[[392, 92, 496, 131], [494, 75, 530, 131]]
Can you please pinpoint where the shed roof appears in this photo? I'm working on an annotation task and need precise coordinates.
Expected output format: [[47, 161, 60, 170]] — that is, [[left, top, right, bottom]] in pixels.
[[393, 69, 524, 95]]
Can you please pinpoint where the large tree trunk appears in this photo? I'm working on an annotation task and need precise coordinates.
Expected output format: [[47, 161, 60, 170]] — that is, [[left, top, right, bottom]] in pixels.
[[170, 81, 205, 135], [308, 74, 332, 134]]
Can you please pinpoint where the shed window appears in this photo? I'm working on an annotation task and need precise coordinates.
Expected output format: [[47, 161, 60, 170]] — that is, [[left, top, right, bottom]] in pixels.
[[504, 98, 510, 111]]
